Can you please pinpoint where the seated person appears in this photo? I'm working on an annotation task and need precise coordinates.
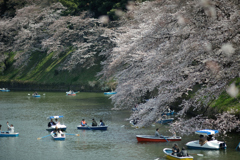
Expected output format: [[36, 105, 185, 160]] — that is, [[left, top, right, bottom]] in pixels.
[[48, 119, 56, 127], [53, 127, 58, 136], [55, 119, 60, 125], [155, 128, 164, 138], [57, 129, 63, 137], [155, 128, 161, 137], [81, 119, 87, 126], [99, 120, 105, 126], [178, 147, 188, 157], [199, 135, 207, 146], [172, 144, 180, 155], [92, 119, 97, 126], [207, 135, 215, 141]]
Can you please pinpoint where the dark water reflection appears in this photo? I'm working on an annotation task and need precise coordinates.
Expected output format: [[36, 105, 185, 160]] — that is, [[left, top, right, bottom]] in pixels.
[[0, 91, 240, 160]]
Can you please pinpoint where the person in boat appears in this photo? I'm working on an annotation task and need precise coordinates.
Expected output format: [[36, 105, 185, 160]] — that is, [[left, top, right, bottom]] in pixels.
[[48, 119, 56, 127], [0, 124, 2, 131], [99, 119, 105, 126], [92, 119, 97, 126], [178, 147, 188, 157], [53, 127, 62, 137], [55, 119, 60, 125], [155, 128, 161, 137], [81, 119, 87, 126], [207, 134, 215, 141], [57, 128, 63, 137], [53, 127, 57, 136], [131, 119, 138, 125], [7, 122, 14, 133], [172, 131, 176, 138], [33, 91, 38, 95], [172, 143, 180, 156], [167, 106, 171, 113], [199, 134, 207, 146]]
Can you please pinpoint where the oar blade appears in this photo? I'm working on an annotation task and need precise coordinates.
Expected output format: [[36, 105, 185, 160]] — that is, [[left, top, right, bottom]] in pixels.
[[65, 133, 80, 136], [37, 134, 51, 140], [197, 154, 203, 156]]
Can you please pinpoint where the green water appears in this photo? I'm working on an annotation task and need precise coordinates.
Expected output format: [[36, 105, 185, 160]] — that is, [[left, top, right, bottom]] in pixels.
[[0, 91, 239, 160]]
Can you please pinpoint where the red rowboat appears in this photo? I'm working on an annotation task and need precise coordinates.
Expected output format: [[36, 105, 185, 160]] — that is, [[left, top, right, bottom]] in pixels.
[[136, 135, 181, 142]]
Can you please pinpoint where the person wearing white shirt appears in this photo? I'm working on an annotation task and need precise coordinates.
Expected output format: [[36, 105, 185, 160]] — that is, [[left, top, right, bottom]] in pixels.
[[7, 122, 14, 133]]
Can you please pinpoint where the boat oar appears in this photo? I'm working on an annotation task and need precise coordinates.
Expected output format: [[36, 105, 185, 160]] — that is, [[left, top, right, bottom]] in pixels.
[[191, 153, 203, 156], [161, 136, 169, 142], [236, 142, 240, 150], [65, 133, 80, 136], [37, 134, 51, 140], [85, 125, 92, 130], [154, 155, 166, 160]]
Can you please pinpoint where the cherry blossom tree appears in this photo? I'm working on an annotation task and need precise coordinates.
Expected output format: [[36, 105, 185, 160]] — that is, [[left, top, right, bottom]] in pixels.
[[0, 2, 115, 72], [99, 0, 240, 134]]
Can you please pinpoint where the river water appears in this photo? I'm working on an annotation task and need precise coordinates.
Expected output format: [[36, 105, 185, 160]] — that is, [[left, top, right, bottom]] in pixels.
[[0, 91, 240, 160]]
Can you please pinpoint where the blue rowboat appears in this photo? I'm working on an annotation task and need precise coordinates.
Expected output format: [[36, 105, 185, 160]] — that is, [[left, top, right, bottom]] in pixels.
[[0, 131, 19, 137], [66, 91, 78, 96], [51, 131, 65, 141], [1, 90, 10, 92], [104, 92, 117, 95], [0, 88, 10, 92], [32, 94, 41, 97], [156, 118, 174, 124], [77, 125, 108, 130]]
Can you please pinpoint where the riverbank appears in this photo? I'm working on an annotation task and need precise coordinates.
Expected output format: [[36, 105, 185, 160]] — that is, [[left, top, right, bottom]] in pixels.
[[0, 80, 102, 92]]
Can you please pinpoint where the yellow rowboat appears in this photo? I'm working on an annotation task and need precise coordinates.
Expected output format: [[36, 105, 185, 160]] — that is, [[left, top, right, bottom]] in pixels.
[[163, 148, 193, 160]]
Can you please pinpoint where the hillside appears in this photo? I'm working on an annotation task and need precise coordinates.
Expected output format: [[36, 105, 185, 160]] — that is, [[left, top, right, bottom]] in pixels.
[[0, 3, 116, 91]]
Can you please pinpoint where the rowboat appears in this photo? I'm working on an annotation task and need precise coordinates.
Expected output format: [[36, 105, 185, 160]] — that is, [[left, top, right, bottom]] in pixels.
[[0, 131, 19, 137], [0, 88, 10, 92], [50, 131, 65, 141], [186, 129, 227, 150], [46, 116, 67, 132], [136, 135, 181, 142], [163, 148, 193, 160], [32, 94, 41, 97], [156, 118, 174, 124], [66, 91, 78, 96], [104, 92, 117, 95], [77, 125, 108, 130]]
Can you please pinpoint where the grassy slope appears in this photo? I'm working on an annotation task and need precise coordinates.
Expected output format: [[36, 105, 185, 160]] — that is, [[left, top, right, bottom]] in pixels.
[[0, 51, 102, 90], [210, 78, 240, 113]]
